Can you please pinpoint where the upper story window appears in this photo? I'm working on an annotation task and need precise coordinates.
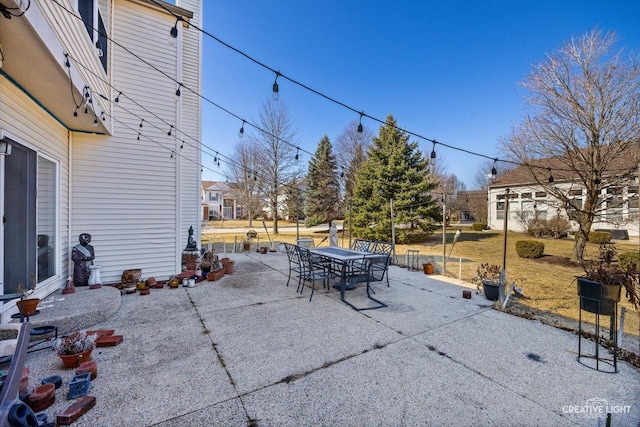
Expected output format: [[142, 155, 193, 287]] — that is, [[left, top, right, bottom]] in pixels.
[[78, 0, 108, 74], [208, 192, 218, 201]]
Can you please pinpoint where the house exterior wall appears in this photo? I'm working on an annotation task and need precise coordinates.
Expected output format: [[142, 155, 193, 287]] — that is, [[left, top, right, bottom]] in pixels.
[[488, 183, 640, 238], [0, 77, 71, 320], [69, 0, 201, 284], [0, 0, 201, 314]]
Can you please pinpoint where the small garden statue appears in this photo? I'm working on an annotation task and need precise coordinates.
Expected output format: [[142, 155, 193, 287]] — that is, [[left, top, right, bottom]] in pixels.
[[72, 233, 94, 286], [329, 221, 338, 247], [184, 226, 198, 251]]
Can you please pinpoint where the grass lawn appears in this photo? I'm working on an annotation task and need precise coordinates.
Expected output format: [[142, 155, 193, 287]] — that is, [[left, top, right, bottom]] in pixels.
[[202, 220, 639, 338]]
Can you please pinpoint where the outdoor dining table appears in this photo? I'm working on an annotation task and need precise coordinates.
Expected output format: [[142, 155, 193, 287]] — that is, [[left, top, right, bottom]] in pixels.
[[309, 246, 388, 311]]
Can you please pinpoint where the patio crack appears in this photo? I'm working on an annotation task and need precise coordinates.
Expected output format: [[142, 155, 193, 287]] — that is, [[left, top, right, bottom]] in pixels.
[[185, 290, 257, 426]]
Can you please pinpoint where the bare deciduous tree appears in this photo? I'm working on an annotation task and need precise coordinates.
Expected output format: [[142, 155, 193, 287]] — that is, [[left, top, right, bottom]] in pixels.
[[335, 120, 372, 200], [229, 139, 263, 226], [249, 99, 301, 234], [500, 29, 640, 261]]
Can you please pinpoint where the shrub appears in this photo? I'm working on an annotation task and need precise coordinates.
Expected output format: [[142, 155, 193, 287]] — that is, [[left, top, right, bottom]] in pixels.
[[525, 217, 570, 238], [588, 231, 611, 244], [515, 240, 545, 258], [618, 251, 640, 270], [472, 223, 487, 231]]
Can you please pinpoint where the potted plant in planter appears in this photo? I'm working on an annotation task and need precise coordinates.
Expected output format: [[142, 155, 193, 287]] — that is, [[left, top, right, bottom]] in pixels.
[[476, 263, 502, 301], [15, 276, 39, 316], [579, 244, 639, 315], [54, 331, 97, 368]]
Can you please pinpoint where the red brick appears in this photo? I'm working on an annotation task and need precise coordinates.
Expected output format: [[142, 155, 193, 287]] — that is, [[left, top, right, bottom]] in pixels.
[[95, 335, 123, 347], [76, 360, 98, 380], [56, 396, 96, 425], [27, 383, 55, 412]]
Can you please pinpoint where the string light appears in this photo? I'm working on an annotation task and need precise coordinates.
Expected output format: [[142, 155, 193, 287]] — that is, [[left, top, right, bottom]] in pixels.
[[238, 120, 245, 138], [64, 53, 70, 68], [295, 148, 299, 161], [114, 91, 121, 103], [170, 151, 174, 158], [180, 140, 184, 149], [73, 107, 78, 117], [272, 72, 280, 101], [214, 152, 218, 162], [137, 132, 141, 141], [430, 141, 437, 159], [58, 1, 615, 183], [168, 125, 173, 136], [95, 40, 103, 58], [548, 168, 554, 183], [101, 112, 105, 121], [93, 116, 98, 126], [168, 16, 182, 45], [491, 159, 498, 179], [175, 83, 181, 101], [139, 118, 144, 128], [357, 112, 363, 134]]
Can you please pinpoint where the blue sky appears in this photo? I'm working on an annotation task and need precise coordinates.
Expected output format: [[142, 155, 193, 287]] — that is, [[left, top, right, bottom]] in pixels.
[[199, 1, 640, 188]]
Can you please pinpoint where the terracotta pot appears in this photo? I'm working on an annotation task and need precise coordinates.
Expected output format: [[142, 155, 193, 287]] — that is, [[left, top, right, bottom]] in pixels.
[[139, 287, 150, 295], [223, 261, 235, 275], [145, 277, 157, 287], [207, 269, 225, 281], [243, 242, 251, 250], [57, 348, 93, 369], [16, 298, 40, 316], [422, 264, 434, 275]]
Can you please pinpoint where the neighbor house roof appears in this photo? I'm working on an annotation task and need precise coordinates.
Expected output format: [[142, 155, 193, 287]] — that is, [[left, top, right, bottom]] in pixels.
[[490, 144, 639, 189]]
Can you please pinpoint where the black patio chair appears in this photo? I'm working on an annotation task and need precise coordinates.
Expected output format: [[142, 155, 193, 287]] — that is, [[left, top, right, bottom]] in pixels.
[[371, 241, 394, 287], [283, 243, 304, 289], [297, 246, 334, 301], [350, 238, 372, 252]]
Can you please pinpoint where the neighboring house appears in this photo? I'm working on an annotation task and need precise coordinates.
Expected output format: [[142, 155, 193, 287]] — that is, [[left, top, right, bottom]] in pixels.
[[201, 181, 245, 221], [487, 154, 639, 238], [0, 0, 202, 321]]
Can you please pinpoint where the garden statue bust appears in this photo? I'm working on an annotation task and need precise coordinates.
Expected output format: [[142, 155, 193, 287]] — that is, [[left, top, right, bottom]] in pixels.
[[72, 233, 95, 286], [184, 226, 198, 251]]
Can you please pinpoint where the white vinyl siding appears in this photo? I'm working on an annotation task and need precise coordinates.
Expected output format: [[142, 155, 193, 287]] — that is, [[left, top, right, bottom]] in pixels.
[[0, 78, 71, 306], [68, 0, 201, 284]]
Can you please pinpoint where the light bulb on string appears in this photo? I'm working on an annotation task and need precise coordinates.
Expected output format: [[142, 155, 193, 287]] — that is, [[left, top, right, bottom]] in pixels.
[[64, 54, 70, 68], [430, 141, 437, 159], [239, 120, 245, 138], [548, 168, 554, 183], [272, 72, 280, 101], [357, 112, 363, 134], [295, 148, 299, 161], [139, 119, 144, 128], [101, 112, 105, 121], [95, 40, 103, 58], [490, 159, 498, 179], [168, 17, 181, 46], [170, 151, 174, 159], [137, 133, 141, 141], [93, 117, 98, 127], [180, 140, 184, 149], [114, 91, 121, 103], [168, 125, 173, 136], [175, 83, 182, 101]]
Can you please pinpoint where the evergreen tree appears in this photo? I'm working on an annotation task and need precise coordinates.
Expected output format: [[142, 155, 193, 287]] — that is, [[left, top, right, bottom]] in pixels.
[[351, 114, 440, 242], [304, 136, 341, 228]]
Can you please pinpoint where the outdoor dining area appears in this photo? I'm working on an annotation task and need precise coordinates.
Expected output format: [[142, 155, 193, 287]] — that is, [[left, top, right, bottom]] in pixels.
[[284, 239, 393, 311], [0, 251, 638, 425]]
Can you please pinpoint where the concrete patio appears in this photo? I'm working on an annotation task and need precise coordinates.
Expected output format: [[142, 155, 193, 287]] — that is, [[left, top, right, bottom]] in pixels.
[[7, 251, 640, 426]]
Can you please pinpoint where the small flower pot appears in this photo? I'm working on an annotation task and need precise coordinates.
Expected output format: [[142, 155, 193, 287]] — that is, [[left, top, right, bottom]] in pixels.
[[139, 287, 150, 295], [57, 348, 93, 369], [223, 261, 235, 275], [482, 280, 500, 301], [422, 263, 434, 275], [16, 298, 40, 316]]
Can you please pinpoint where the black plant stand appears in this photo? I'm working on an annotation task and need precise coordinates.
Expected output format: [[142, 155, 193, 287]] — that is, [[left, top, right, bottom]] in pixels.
[[577, 292, 618, 373]]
